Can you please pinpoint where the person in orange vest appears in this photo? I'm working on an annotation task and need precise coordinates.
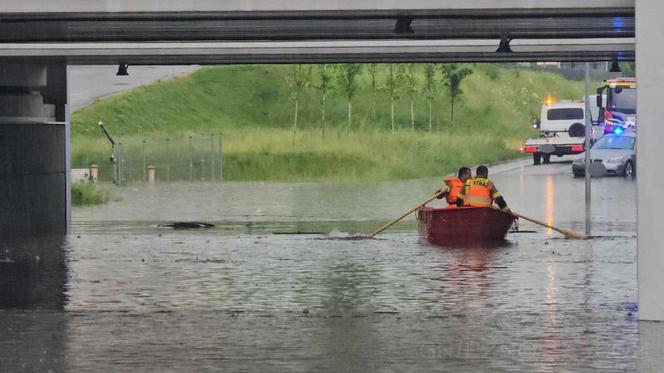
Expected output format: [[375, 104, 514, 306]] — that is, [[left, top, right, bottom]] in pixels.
[[458, 165, 510, 212], [436, 167, 472, 208]]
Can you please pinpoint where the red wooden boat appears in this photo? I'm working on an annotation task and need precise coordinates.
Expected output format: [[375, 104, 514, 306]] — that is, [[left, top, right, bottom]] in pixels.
[[416, 207, 516, 246]]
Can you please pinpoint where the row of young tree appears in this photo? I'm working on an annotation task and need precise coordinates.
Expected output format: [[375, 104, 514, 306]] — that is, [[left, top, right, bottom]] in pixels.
[[287, 63, 473, 135]]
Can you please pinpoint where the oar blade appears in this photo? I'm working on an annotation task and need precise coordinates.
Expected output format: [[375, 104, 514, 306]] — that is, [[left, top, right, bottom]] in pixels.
[[513, 211, 585, 240], [560, 229, 586, 240]]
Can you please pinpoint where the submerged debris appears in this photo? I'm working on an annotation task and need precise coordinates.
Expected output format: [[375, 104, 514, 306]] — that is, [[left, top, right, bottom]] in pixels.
[[273, 231, 325, 235], [160, 222, 215, 229]]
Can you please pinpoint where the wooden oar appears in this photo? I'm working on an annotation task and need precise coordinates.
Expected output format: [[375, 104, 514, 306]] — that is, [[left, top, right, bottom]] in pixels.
[[366, 191, 444, 239], [510, 211, 586, 240]]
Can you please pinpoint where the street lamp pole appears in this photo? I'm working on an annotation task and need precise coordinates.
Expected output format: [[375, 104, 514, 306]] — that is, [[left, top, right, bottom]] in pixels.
[[584, 62, 592, 236]]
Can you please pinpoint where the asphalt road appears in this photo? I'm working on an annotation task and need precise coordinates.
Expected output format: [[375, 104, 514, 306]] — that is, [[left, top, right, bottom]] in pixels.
[[69, 65, 200, 111]]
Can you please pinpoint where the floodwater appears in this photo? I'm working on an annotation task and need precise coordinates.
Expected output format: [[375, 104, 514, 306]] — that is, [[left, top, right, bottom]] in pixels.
[[3, 159, 661, 372]]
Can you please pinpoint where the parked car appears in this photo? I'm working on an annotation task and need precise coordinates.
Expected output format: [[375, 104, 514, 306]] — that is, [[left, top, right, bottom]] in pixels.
[[572, 132, 636, 177]]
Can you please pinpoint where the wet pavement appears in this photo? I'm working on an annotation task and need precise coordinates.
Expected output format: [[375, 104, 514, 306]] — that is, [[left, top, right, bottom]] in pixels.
[[69, 65, 199, 111], [2, 159, 660, 372]]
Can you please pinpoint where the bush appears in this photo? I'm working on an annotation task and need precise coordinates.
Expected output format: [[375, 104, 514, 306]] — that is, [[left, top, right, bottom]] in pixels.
[[71, 182, 109, 206], [483, 64, 500, 81]]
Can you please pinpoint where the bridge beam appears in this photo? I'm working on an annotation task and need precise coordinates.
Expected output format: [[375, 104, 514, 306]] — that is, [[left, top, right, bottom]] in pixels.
[[0, 39, 634, 65], [0, 0, 634, 43]]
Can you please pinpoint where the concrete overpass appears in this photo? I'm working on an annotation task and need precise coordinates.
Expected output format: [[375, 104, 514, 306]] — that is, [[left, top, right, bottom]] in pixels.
[[4, 0, 664, 322], [0, 0, 635, 64]]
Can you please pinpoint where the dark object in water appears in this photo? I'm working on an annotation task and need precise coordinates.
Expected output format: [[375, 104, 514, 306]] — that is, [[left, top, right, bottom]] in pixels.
[[161, 222, 215, 229], [273, 231, 326, 235], [316, 235, 371, 241]]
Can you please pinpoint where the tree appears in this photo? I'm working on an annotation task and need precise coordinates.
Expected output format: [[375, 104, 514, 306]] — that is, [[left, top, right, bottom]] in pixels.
[[368, 64, 379, 123], [314, 65, 334, 140], [423, 64, 437, 132], [287, 65, 312, 137], [404, 64, 419, 131], [440, 64, 473, 125], [620, 61, 636, 77], [383, 64, 405, 132], [336, 64, 362, 134]]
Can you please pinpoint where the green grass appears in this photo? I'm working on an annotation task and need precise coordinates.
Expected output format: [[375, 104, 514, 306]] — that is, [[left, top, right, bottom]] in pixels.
[[71, 182, 110, 206], [71, 64, 587, 181], [221, 129, 520, 181]]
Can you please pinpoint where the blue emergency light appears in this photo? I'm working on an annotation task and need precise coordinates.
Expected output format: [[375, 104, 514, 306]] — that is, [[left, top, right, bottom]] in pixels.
[[613, 126, 624, 135]]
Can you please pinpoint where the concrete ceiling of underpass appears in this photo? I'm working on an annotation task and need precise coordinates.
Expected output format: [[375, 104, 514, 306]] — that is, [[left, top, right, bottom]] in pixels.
[[0, 1, 635, 64]]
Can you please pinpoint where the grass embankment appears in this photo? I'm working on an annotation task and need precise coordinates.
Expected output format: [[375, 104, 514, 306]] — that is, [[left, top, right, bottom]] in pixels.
[[72, 64, 586, 182], [222, 129, 517, 181], [71, 182, 109, 206]]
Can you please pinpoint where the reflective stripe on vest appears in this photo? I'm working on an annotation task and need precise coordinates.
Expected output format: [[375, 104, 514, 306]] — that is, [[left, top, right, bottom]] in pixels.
[[464, 178, 493, 207], [443, 177, 464, 205]]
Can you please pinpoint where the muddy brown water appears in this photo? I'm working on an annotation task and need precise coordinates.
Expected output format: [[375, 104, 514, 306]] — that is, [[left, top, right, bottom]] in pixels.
[[2, 159, 653, 372]]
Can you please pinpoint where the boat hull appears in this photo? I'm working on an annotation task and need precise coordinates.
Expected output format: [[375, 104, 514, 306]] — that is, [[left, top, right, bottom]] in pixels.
[[416, 207, 516, 246]]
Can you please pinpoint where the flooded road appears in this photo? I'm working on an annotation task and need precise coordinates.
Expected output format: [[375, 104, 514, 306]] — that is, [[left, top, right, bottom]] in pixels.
[[2, 159, 655, 372]]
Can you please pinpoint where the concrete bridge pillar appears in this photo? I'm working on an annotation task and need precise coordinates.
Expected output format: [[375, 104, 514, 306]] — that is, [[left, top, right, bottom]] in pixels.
[[0, 63, 69, 239], [636, 0, 664, 321]]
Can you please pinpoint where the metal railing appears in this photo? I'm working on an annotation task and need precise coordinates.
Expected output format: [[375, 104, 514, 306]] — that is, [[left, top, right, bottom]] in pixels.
[[77, 133, 223, 185]]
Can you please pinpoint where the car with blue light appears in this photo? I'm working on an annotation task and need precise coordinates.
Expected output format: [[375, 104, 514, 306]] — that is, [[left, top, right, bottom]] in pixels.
[[572, 131, 636, 177]]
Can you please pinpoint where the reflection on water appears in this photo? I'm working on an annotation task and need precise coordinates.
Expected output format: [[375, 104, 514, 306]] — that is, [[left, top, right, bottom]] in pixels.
[[540, 262, 559, 364], [0, 161, 648, 371], [0, 236, 69, 371], [443, 247, 491, 303], [546, 176, 554, 236], [0, 235, 67, 310], [56, 231, 639, 370]]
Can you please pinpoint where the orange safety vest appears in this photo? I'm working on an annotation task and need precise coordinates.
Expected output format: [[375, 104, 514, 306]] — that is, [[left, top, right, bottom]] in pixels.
[[443, 177, 464, 208], [463, 177, 499, 207]]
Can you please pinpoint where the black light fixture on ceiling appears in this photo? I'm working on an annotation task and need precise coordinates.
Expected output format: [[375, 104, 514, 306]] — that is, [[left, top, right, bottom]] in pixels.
[[116, 62, 129, 76], [609, 58, 622, 73], [496, 35, 513, 53], [393, 17, 414, 34]]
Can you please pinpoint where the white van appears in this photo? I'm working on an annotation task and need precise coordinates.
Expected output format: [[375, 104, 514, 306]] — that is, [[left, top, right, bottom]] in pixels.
[[523, 99, 602, 165]]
